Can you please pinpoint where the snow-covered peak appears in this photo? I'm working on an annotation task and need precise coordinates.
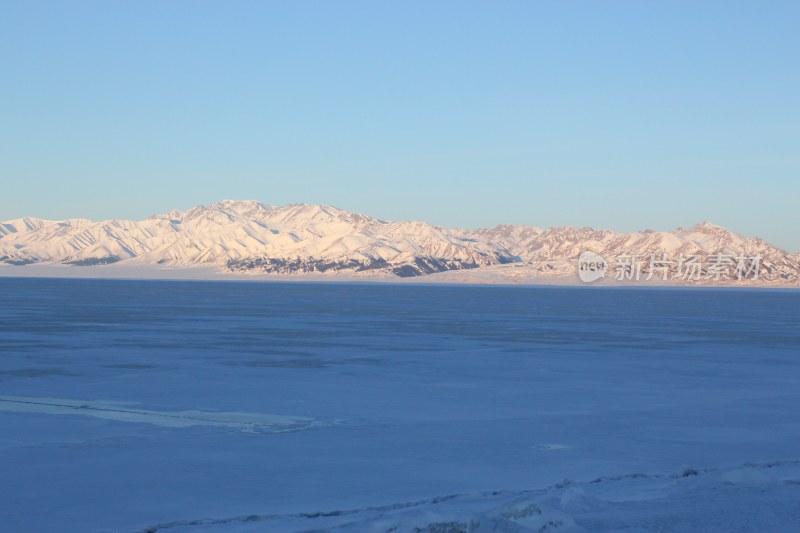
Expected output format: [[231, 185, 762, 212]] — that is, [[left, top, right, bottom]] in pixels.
[[684, 221, 730, 234], [1, 217, 46, 233], [212, 199, 269, 212], [1, 201, 797, 282]]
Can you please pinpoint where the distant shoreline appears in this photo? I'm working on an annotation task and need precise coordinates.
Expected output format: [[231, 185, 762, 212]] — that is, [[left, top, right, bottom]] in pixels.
[[1, 263, 797, 289]]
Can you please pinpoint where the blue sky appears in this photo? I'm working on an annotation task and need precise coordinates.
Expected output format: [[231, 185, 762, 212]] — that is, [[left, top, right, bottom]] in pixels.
[[1, 1, 798, 250]]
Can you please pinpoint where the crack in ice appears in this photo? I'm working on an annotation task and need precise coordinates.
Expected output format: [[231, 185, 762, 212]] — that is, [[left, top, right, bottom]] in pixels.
[[0, 396, 322, 434]]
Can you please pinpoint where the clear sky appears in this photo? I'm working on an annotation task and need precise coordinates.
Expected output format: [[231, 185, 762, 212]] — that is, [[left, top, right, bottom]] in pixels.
[[1, 1, 798, 250]]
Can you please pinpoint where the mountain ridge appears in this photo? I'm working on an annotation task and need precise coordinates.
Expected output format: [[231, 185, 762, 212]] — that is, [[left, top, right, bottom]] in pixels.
[[1, 200, 798, 284]]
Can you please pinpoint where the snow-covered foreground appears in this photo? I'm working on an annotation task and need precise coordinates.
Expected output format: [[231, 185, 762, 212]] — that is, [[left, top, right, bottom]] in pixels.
[[0, 279, 798, 532], [143, 460, 800, 532]]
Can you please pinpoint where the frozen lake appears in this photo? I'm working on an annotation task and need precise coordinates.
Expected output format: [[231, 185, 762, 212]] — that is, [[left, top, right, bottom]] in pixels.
[[1, 279, 799, 532]]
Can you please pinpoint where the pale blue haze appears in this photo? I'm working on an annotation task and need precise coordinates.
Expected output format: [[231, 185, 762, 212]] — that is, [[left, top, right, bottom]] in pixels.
[[0, 1, 798, 249]]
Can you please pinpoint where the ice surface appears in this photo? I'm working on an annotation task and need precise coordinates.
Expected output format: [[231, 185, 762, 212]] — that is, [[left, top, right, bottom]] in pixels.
[[0, 279, 798, 532]]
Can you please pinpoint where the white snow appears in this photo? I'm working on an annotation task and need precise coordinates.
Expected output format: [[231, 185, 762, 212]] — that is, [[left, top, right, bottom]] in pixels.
[[2, 200, 798, 284]]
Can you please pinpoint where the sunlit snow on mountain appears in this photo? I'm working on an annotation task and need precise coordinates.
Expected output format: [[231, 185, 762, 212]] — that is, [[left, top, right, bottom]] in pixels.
[[1, 200, 798, 284]]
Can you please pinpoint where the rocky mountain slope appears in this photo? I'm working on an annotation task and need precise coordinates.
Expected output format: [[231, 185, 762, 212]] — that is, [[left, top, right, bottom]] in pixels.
[[1, 200, 797, 284], [469, 221, 799, 283]]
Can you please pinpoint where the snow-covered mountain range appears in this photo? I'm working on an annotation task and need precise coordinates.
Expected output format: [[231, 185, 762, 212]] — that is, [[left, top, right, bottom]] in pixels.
[[1, 200, 798, 284]]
